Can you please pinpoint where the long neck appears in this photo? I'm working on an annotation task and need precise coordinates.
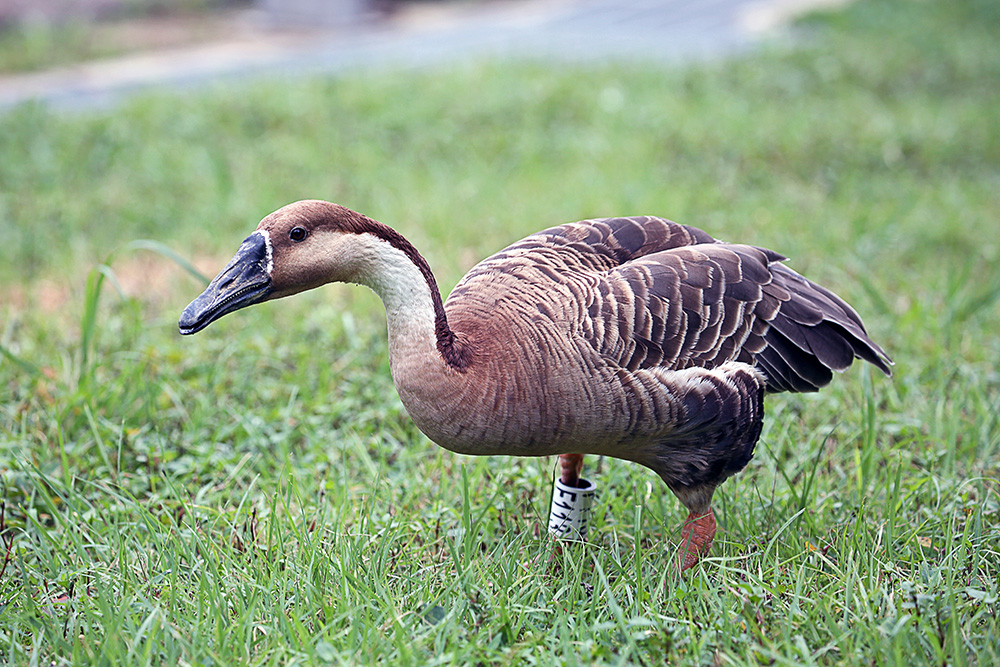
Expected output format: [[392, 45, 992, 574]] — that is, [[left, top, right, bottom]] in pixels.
[[351, 233, 468, 372], [365, 241, 439, 362]]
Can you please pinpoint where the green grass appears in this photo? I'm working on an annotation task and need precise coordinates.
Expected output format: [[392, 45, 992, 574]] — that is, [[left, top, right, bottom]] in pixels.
[[1, 0, 999, 664]]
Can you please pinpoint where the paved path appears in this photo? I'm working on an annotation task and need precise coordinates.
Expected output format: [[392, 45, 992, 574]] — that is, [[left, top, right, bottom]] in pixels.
[[0, 0, 843, 111]]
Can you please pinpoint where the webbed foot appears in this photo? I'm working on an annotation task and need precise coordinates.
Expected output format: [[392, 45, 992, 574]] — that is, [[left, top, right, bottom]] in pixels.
[[678, 507, 716, 571]]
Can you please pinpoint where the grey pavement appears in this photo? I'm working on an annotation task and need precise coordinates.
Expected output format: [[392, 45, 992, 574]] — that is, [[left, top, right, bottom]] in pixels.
[[0, 0, 843, 112]]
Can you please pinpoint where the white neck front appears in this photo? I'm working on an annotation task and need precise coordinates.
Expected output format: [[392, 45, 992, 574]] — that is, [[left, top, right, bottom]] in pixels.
[[351, 234, 441, 371]]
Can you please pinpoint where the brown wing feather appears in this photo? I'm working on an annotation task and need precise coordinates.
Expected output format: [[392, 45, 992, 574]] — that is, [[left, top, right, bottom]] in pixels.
[[451, 216, 891, 395], [591, 243, 776, 371], [486, 216, 891, 393]]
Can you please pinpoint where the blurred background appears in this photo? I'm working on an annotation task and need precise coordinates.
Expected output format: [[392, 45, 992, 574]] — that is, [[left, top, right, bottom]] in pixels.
[[0, 0, 822, 109], [0, 0, 857, 289]]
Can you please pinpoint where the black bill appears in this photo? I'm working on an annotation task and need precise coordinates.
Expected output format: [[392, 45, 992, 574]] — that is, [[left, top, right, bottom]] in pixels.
[[178, 232, 273, 335]]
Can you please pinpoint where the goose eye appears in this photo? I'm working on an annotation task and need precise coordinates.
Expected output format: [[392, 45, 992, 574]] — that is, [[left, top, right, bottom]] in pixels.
[[289, 227, 308, 242]]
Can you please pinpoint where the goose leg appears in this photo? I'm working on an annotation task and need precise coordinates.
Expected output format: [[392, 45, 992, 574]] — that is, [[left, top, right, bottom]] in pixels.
[[679, 508, 717, 570], [672, 484, 718, 571], [549, 453, 594, 540], [559, 453, 585, 486]]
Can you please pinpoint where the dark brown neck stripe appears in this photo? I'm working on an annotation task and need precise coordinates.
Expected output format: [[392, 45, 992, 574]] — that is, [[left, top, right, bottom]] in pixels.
[[315, 204, 471, 370]]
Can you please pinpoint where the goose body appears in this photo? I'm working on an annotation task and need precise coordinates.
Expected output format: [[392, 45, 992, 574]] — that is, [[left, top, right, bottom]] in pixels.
[[180, 200, 892, 568]]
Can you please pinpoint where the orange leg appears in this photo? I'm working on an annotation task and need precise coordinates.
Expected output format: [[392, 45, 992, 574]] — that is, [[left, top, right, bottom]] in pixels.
[[677, 507, 717, 571], [559, 453, 585, 487]]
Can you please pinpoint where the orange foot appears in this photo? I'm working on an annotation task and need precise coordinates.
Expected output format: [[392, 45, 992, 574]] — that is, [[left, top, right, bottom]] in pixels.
[[677, 508, 716, 571]]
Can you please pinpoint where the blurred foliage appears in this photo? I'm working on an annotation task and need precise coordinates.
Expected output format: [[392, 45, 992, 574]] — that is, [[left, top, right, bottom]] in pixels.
[[0, 0, 252, 74]]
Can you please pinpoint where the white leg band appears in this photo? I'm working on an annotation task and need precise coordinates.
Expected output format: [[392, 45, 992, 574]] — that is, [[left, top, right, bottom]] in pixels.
[[547, 478, 597, 541]]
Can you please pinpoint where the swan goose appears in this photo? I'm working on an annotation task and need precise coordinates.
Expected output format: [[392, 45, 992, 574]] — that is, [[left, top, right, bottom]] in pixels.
[[179, 200, 892, 569]]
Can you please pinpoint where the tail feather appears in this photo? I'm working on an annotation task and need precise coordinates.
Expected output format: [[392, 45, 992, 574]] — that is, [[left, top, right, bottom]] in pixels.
[[759, 264, 892, 393]]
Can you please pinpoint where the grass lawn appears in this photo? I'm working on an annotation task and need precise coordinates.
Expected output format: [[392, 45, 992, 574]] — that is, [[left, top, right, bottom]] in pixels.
[[1, 0, 999, 664]]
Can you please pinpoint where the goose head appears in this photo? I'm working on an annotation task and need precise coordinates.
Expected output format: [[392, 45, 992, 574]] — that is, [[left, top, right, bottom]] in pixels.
[[179, 200, 407, 335]]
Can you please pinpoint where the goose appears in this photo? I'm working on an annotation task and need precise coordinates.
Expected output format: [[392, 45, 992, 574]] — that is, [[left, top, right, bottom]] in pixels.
[[179, 200, 892, 569]]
